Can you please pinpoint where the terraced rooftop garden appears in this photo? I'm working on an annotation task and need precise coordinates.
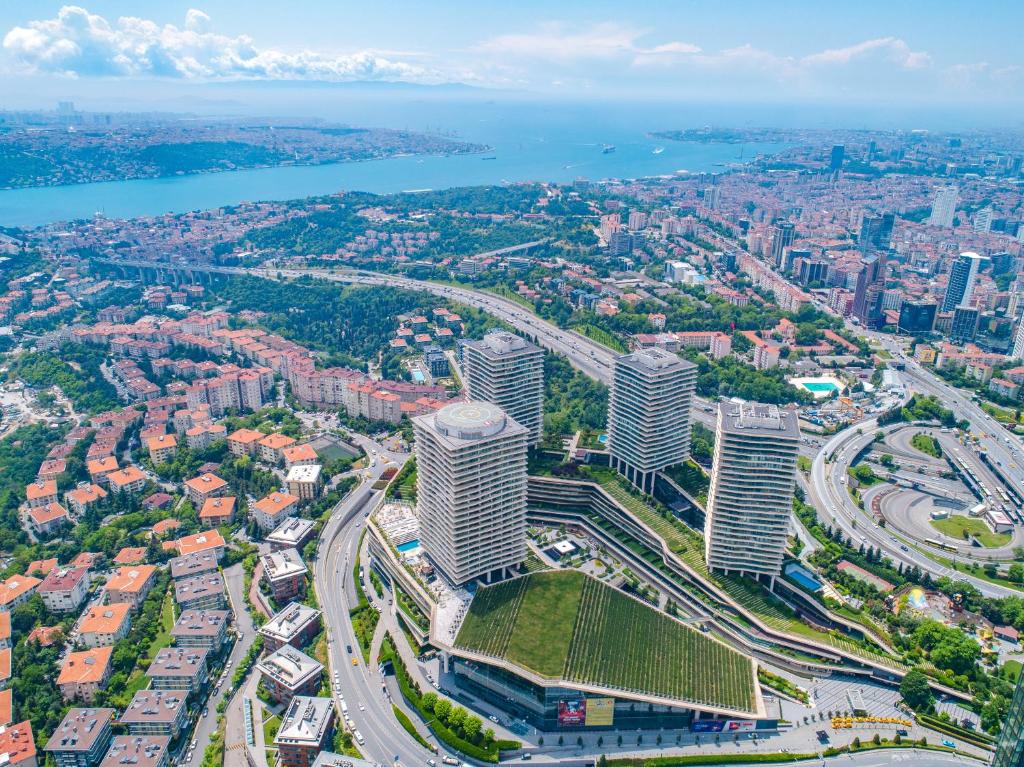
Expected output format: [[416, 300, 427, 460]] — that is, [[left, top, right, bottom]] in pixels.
[[454, 570, 757, 714]]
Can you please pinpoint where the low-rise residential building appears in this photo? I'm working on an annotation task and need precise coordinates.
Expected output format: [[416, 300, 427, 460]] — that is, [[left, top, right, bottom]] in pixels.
[[259, 603, 322, 654], [274, 696, 335, 767], [28, 502, 70, 536], [281, 444, 318, 468], [25, 480, 58, 509], [106, 467, 147, 495], [266, 517, 316, 553], [25, 559, 57, 577], [169, 552, 218, 581], [0, 575, 41, 612], [252, 492, 299, 533], [65, 485, 107, 517], [285, 465, 321, 502], [173, 530, 225, 560], [118, 691, 188, 739], [58, 647, 113, 702], [259, 433, 296, 464], [86, 457, 119, 485], [105, 566, 157, 610], [0, 721, 37, 767], [146, 435, 178, 465], [112, 547, 147, 566], [146, 648, 209, 695], [98, 736, 170, 767], [261, 549, 307, 603], [45, 708, 114, 767], [37, 567, 91, 614], [0, 614, 10, 651], [256, 646, 322, 705], [198, 496, 235, 527], [183, 474, 228, 507], [78, 604, 132, 648], [173, 573, 225, 612], [227, 428, 263, 457], [170, 610, 229, 652]]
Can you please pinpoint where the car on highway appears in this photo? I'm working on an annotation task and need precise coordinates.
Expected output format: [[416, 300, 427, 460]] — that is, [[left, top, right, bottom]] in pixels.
[[347, 644, 352, 654], [351, 657, 358, 666], [942, 739, 955, 748]]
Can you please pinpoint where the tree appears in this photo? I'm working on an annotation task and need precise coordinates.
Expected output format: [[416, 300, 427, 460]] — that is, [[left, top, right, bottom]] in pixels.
[[421, 692, 438, 712], [900, 669, 933, 710], [462, 715, 482, 741], [432, 697, 452, 721]]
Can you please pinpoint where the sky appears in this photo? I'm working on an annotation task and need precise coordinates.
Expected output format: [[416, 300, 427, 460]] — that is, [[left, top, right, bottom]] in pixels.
[[1, 1, 1023, 120]]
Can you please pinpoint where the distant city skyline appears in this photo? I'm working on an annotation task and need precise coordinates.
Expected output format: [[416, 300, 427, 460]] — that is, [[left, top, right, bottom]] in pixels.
[[0, 1, 1023, 119]]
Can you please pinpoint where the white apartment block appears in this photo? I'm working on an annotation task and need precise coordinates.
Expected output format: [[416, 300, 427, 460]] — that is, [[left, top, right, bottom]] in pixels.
[[608, 348, 697, 493], [461, 331, 544, 445], [413, 401, 528, 585], [704, 402, 800, 583]]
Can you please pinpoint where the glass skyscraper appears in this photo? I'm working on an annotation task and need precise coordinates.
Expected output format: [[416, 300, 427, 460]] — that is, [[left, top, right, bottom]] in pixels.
[[995, 671, 1024, 767]]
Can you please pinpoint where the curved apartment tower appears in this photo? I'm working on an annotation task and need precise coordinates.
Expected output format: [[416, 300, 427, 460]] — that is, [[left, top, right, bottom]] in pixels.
[[704, 402, 800, 584], [608, 348, 697, 492], [461, 330, 544, 445], [413, 400, 528, 585]]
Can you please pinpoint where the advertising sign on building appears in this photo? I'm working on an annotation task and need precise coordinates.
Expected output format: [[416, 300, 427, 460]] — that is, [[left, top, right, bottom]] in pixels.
[[584, 698, 614, 727], [557, 700, 586, 727]]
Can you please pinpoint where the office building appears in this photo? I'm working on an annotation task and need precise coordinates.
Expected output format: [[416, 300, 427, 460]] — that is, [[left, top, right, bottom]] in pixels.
[[829, 144, 844, 171], [898, 301, 937, 334], [704, 403, 800, 583], [951, 306, 980, 344], [274, 697, 335, 767], [994, 668, 1024, 767], [45, 709, 114, 767], [929, 185, 959, 228], [942, 252, 988, 311], [858, 212, 894, 251], [461, 330, 544, 445], [608, 348, 697, 493], [852, 253, 886, 329], [769, 221, 796, 269], [413, 401, 528, 585]]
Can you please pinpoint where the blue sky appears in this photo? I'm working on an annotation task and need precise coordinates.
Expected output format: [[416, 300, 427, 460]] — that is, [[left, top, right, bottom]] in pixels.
[[1, 1, 1022, 113]]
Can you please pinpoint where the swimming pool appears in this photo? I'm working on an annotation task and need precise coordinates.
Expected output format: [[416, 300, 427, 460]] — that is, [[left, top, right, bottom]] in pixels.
[[411, 370, 425, 383], [396, 539, 421, 553], [802, 382, 839, 393]]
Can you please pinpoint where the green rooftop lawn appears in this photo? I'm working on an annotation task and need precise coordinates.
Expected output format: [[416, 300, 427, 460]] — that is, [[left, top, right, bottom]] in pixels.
[[455, 570, 756, 713]]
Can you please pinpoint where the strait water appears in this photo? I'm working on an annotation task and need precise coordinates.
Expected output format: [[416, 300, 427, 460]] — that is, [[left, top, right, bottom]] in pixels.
[[0, 99, 790, 228]]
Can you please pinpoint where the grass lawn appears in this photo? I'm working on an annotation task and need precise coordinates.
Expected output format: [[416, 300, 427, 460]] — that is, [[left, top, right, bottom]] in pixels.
[[930, 515, 1011, 548], [455, 570, 756, 713], [146, 592, 176, 662], [262, 714, 280, 745], [573, 323, 627, 353], [910, 432, 942, 458]]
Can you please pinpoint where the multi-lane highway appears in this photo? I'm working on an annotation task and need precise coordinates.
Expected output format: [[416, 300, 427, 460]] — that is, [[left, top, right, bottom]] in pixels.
[[312, 434, 450, 766]]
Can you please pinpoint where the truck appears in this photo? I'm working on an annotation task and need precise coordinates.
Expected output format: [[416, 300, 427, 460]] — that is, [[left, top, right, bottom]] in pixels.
[[354, 731, 365, 746], [442, 758, 459, 765]]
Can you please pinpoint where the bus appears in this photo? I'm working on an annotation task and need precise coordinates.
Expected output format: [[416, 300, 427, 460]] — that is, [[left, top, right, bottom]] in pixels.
[[925, 538, 958, 553]]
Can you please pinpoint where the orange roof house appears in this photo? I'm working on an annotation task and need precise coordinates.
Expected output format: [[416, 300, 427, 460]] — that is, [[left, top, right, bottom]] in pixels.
[[113, 547, 147, 566], [0, 720, 35, 767], [199, 496, 236, 527]]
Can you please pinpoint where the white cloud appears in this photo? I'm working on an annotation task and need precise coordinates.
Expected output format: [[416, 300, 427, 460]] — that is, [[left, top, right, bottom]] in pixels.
[[802, 37, 931, 70], [2, 5, 436, 82], [475, 22, 700, 63]]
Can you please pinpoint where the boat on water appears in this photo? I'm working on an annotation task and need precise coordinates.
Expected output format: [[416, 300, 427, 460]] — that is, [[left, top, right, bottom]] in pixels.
[[602, 144, 616, 154], [481, 156, 497, 160], [652, 146, 665, 155]]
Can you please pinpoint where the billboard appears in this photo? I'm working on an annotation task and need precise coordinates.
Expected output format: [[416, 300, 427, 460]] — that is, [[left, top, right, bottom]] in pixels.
[[726, 720, 756, 732], [557, 700, 586, 727], [584, 698, 615, 727], [690, 720, 725, 733]]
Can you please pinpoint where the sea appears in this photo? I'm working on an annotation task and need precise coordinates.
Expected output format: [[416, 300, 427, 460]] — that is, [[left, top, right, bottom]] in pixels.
[[0, 98, 792, 228]]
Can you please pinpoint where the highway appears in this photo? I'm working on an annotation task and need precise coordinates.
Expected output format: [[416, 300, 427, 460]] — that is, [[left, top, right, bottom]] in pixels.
[[312, 434, 446, 767]]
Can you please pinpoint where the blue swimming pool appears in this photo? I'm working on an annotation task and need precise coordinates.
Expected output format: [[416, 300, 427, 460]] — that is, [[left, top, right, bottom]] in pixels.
[[411, 370, 425, 383], [396, 539, 420, 553]]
